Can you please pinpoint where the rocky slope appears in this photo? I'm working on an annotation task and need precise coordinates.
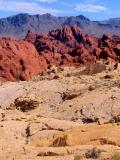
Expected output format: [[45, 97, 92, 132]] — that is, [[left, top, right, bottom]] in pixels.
[[0, 13, 120, 38], [0, 25, 120, 82], [0, 37, 48, 81], [0, 66, 120, 160]]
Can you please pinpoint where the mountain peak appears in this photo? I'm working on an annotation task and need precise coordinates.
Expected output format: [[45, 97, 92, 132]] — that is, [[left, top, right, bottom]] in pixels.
[[76, 15, 90, 21], [10, 13, 29, 19], [41, 13, 54, 18], [0, 13, 120, 38]]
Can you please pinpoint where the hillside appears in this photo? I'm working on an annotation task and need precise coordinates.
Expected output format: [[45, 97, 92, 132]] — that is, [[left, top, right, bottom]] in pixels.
[[0, 25, 120, 82], [0, 15, 120, 160], [0, 65, 120, 160], [0, 13, 120, 38]]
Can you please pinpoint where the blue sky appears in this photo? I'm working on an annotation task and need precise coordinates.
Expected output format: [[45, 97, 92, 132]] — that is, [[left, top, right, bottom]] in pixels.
[[0, 0, 119, 20]]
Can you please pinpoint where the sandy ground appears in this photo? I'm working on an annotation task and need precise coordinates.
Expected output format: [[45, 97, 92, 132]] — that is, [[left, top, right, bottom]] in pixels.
[[0, 65, 120, 160]]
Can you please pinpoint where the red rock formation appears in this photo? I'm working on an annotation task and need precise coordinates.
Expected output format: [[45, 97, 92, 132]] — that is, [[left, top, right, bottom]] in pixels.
[[0, 25, 120, 82], [26, 25, 120, 66], [0, 37, 47, 82]]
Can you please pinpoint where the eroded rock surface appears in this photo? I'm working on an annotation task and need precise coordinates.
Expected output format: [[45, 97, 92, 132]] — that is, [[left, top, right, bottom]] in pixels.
[[0, 26, 120, 82], [0, 67, 120, 159]]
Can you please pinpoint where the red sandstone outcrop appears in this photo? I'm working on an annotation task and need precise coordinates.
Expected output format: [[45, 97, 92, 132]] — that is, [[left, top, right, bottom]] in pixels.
[[0, 37, 47, 81], [0, 25, 120, 82], [26, 25, 120, 66]]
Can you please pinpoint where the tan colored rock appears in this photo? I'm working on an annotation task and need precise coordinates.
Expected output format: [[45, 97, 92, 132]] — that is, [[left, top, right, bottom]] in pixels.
[[0, 67, 120, 160]]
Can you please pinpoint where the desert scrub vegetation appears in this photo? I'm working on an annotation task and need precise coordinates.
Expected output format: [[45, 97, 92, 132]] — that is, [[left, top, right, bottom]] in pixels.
[[14, 96, 39, 112], [85, 147, 102, 159], [74, 155, 83, 160], [112, 152, 120, 160], [50, 135, 68, 147]]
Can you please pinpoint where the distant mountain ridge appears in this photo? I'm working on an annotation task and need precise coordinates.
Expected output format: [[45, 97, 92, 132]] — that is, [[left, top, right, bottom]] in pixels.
[[0, 13, 120, 38]]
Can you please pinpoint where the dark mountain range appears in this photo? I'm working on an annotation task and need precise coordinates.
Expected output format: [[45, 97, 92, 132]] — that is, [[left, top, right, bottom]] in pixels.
[[0, 13, 120, 38]]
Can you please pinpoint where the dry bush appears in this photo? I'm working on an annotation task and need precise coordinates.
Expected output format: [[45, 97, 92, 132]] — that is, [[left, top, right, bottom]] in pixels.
[[50, 135, 68, 147], [37, 151, 59, 156], [112, 152, 120, 160], [14, 96, 39, 112], [80, 63, 106, 75], [74, 155, 83, 160], [85, 147, 102, 159]]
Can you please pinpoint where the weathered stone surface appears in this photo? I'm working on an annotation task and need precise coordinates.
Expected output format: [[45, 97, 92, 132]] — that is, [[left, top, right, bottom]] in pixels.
[[0, 25, 120, 82], [0, 37, 47, 81], [0, 66, 120, 159], [26, 25, 120, 69]]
